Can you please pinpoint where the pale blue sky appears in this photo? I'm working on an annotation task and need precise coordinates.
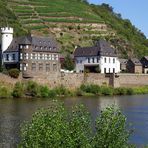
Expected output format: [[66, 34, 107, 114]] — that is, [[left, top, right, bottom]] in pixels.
[[88, 0, 148, 38]]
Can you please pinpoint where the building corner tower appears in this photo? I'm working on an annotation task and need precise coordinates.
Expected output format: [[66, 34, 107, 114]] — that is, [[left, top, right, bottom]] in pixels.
[[1, 27, 13, 53]]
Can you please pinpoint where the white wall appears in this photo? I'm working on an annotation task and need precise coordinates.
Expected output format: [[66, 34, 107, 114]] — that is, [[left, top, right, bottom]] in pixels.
[[75, 56, 100, 73], [3, 52, 19, 63], [75, 56, 120, 73], [1, 27, 13, 52], [100, 56, 120, 73]]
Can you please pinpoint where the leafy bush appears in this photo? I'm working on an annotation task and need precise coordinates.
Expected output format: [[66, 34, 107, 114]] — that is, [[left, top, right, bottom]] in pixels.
[[92, 106, 130, 148], [101, 86, 113, 96], [55, 85, 70, 96], [20, 102, 131, 147], [48, 89, 57, 98], [40, 85, 49, 98], [12, 82, 24, 98], [8, 68, 20, 78], [25, 81, 40, 97], [0, 86, 11, 98]]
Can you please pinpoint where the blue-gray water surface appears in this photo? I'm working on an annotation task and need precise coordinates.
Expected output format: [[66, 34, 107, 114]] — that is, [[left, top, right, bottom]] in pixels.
[[0, 95, 148, 147]]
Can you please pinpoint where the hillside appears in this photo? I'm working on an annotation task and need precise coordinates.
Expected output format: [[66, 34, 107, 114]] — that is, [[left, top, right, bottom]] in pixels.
[[0, 0, 148, 57]]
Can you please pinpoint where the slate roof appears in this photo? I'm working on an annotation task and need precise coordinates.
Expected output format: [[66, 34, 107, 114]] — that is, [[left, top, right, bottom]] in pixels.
[[3, 35, 59, 53], [140, 56, 148, 67], [119, 59, 128, 64], [130, 58, 142, 66], [74, 39, 117, 57]]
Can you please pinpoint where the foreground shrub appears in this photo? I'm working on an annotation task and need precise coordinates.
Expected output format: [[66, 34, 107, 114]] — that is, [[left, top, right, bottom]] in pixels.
[[55, 85, 70, 96], [20, 102, 131, 147], [101, 86, 114, 96], [8, 68, 20, 78], [0, 86, 11, 98], [40, 85, 49, 98], [12, 82, 24, 98], [25, 81, 40, 97], [92, 106, 130, 148]]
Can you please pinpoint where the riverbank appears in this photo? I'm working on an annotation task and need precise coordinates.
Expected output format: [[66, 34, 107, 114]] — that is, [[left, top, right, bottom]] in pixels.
[[0, 81, 148, 99]]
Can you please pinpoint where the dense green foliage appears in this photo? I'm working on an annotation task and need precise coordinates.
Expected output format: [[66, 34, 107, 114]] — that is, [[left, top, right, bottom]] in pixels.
[[1, 0, 148, 57], [8, 68, 20, 78], [62, 54, 75, 71], [20, 102, 131, 147], [0, 81, 147, 98], [0, 0, 27, 36]]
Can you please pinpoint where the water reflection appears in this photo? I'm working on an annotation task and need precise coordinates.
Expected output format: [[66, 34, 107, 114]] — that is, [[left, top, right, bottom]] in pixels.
[[0, 95, 148, 146]]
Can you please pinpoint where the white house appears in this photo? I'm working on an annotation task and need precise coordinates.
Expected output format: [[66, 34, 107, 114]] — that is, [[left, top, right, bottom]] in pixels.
[[74, 40, 120, 73]]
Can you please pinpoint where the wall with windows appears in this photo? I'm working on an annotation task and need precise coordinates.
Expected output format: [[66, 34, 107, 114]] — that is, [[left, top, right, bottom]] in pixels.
[[75, 56, 100, 73], [3, 52, 19, 63], [75, 56, 120, 73], [100, 56, 120, 73]]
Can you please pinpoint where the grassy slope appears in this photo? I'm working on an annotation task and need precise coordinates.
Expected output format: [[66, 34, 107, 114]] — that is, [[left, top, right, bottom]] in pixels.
[[0, 0, 27, 36], [1, 0, 148, 57]]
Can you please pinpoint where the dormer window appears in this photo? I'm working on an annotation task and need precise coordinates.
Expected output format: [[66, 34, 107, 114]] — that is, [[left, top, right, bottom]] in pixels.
[[40, 46, 43, 50]]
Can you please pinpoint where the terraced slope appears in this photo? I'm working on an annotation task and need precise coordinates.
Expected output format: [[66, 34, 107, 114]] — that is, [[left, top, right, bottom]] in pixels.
[[1, 0, 148, 57]]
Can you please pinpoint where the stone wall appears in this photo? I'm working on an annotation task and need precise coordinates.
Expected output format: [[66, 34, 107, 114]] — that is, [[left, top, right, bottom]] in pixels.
[[0, 72, 148, 89], [114, 74, 148, 87]]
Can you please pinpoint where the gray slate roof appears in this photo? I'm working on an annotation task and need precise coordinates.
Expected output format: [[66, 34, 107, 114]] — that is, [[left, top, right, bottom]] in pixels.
[[130, 58, 142, 66], [74, 39, 117, 57], [4, 35, 59, 53], [119, 59, 128, 64]]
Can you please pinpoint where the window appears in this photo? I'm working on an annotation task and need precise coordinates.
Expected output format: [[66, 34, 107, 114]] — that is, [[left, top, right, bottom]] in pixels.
[[88, 58, 90, 63], [109, 58, 111, 63], [97, 57, 99, 63], [104, 68, 106, 73], [12, 54, 15, 61], [39, 63, 43, 71], [46, 64, 50, 72], [53, 64, 57, 71], [92, 58, 95, 63], [104, 58, 107, 63], [109, 68, 110, 73], [113, 58, 115, 63], [32, 53, 35, 59], [24, 53, 26, 59], [32, 63, 36, 71], [6, 54, 9, 61], [113, 68, 115, 73]]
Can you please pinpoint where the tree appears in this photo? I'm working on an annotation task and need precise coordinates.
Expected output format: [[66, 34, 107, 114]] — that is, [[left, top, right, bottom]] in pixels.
[[63, 54, 74, 71], [20, 102, 132, 147]]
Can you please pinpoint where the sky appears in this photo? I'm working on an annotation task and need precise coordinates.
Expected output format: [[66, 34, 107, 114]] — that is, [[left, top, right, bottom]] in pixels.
[[88, 0, 148, 38]]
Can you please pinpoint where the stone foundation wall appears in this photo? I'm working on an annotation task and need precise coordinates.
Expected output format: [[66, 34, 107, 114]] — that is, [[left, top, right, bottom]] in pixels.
[[114, 74, 148, 87], [0, 72, 148, 89]]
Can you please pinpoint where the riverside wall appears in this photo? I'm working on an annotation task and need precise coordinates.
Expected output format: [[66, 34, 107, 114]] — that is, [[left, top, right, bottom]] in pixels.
[[0, 73, 148, 89]]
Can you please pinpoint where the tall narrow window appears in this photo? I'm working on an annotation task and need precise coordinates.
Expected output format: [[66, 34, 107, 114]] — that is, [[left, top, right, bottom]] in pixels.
[[104, 58, 107, 63], [104, 68, 106, 74], [109, 58, 111, 63], [109, 68, 110, 73], [97, 57, 99, 63], [53, 64, 57, 71], [39, 63, 43, 71], [6, 54, 9, 61], [46, 64, 50, 72], [113, 68, 115, 73], [92, 58, 95, 63], [32, 63, 36, 71], [12, 54, 15, 61], [88, 58, 90, 63], [113, 58, 115, 63]]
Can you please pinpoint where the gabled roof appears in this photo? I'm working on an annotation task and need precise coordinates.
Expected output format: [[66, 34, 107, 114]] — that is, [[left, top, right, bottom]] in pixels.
[[119, 59, 128, 64], [130, 58, 142, 66], [74, 39, 117, 57], [4, 35, 59, 53]]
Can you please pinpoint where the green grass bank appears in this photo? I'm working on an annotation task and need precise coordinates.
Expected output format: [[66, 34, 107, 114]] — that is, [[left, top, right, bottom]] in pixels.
[[0, 81, 148, 99]]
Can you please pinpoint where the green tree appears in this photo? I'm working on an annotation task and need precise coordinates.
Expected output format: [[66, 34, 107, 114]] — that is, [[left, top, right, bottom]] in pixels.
[[20, 102, 132, 147], [63, 54, 74, 71]]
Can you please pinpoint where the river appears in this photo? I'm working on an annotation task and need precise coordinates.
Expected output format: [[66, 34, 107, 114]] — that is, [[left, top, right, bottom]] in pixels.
[[0, 95, 148, 146]]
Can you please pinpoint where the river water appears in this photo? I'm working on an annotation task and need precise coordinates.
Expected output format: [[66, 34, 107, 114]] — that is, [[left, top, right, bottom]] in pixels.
[[0, 95, 148, 146]]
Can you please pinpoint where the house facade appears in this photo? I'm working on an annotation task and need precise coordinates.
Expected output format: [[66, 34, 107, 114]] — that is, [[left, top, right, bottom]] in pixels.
[[126, 58, 142, 74], [0, 27, 60, 78], [140, 56, 148, 74], [74, 40, 120, 73]]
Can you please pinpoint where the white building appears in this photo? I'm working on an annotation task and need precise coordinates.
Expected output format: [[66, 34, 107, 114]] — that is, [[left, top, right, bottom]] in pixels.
[[74, 40, 120, 73]]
